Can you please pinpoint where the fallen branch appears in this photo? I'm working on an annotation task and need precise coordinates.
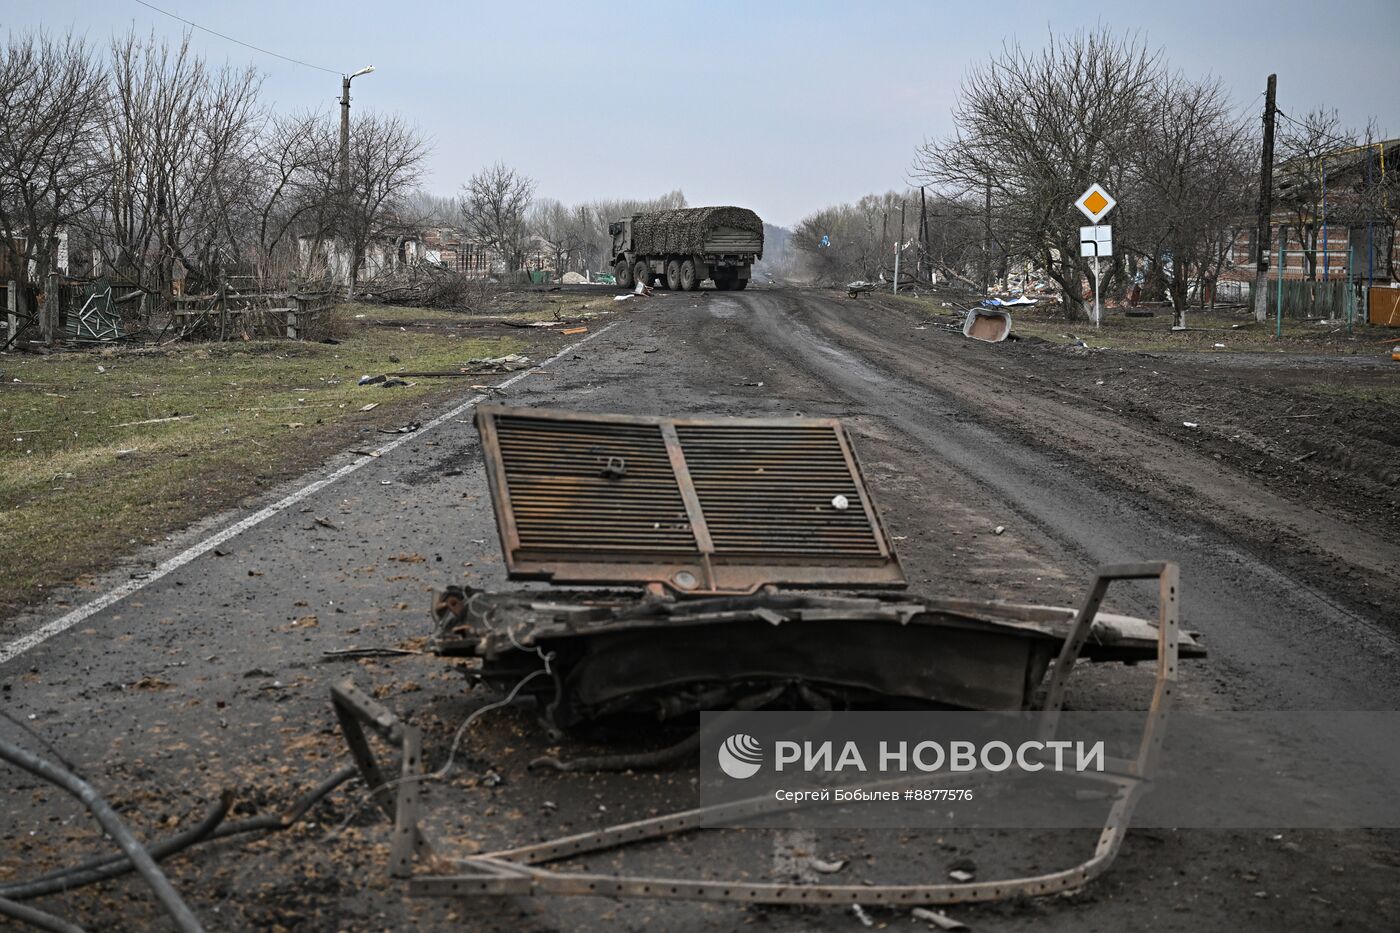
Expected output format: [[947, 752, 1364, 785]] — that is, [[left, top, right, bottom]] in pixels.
[[114, 415, 196, 428]]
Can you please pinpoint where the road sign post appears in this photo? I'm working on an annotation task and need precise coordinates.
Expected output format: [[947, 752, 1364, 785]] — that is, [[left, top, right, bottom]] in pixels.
[[1075, 184, 1117, 329]]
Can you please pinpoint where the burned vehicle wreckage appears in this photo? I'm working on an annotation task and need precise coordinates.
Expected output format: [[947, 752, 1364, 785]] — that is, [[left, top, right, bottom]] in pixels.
[[330, 405, 1204, 907]]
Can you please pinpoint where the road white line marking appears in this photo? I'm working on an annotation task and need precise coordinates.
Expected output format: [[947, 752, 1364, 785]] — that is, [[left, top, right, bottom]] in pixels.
[[0, 322, 621, 667]]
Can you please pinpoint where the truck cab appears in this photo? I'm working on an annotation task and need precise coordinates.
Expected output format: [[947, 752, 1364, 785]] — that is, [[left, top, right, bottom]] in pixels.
[[609, 219, 633, 260]]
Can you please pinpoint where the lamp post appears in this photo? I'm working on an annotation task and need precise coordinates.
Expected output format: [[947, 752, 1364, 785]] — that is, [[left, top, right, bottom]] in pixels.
[[340, 65, 375, 191]]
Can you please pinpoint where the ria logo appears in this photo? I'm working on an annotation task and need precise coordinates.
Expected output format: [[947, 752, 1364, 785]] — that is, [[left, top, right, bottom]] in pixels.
[[718, 733, 764, 779]]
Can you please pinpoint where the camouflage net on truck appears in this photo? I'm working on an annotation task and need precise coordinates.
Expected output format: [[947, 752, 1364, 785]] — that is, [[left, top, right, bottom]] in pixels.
[[630, 206, 764, 256]]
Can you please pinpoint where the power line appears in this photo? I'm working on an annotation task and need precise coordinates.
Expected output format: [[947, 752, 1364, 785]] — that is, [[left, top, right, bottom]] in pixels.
[[130, 0, 341, 75], [1275, 108, 1370, 154]]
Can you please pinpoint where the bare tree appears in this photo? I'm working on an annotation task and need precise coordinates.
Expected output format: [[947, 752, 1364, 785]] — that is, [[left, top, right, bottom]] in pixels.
[[0, 32, 108, 342], [243, 112, 339, 287], [1276, 109, 1358, 281], [914, 28, 1163, 318], [1128, 72, 1256, 326], [96, 31, 262, 304], [460, 162, 535, 273], [334, 112, 428, 295], [792, 190, 967, 286], [529, 198, 591, 275]]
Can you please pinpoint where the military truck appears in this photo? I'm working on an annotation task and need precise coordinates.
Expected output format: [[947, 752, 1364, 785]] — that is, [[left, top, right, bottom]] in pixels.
[[609, 206, 763, 291]]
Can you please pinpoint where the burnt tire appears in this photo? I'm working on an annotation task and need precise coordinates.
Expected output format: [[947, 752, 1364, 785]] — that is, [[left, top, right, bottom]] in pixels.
[[614, 259, 633, 289], [633, 259, 651, 288], [680, 259, 699, 291], [664, 259, 682, 291]]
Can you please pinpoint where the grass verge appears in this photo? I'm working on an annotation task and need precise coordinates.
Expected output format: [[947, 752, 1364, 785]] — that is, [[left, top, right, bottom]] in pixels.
[[0, 313, 527, 613]]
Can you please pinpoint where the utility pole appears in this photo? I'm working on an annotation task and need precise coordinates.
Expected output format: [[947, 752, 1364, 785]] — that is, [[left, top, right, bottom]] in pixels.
[[982, 177, 992, 294], [340, 76, 351, 192], [1253, 73, 1277, 323], [339, 65, 376, 192], [893, 201, 905, 294], [918, 187, 929, 284]]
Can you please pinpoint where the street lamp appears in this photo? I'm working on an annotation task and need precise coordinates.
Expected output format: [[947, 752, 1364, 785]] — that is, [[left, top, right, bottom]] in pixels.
[[340, 65, 375, 189]]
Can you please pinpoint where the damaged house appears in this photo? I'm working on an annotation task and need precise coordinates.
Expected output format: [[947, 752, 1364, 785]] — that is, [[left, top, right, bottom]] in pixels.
[[1221, 138, 1398, 316], [298, 225, 425, 288]]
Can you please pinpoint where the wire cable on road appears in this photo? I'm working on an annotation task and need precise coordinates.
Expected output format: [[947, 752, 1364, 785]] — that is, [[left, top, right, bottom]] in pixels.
[[130, 0, 341, 75], [326, 661, 556, 840]]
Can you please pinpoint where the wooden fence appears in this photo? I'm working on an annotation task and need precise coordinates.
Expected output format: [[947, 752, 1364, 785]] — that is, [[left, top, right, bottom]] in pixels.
[[168, 288, 337, 341], [1246, 279, 1355, 320]]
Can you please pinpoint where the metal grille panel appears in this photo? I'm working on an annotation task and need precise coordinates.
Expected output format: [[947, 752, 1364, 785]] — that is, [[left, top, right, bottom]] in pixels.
[[477, 406, 904, 593], [676, 425, 883, 558]]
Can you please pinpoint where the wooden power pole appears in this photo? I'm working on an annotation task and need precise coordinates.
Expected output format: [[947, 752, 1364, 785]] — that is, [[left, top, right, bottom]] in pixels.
[[1253, 74, 1277, 323], [982, 177, 993, 294], [339, 75, 352, 192], [919, 187, 930, 284]]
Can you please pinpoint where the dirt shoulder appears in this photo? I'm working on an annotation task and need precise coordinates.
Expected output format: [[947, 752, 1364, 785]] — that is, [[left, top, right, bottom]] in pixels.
[[831, 289, 1400, 631]]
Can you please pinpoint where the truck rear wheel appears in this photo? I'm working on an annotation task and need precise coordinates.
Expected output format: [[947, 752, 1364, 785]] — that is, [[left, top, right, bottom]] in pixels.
[[680, 259, 699, 291], [614, 259, 633, 289], [633, 259, 651, 288], [733, 276, 748, 290], [714, 275, 732, 291], [664, 259, 682, 291]]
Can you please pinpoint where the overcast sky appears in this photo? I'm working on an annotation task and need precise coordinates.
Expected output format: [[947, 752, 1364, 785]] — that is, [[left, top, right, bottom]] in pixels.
[[9, 0, 1400, 227]]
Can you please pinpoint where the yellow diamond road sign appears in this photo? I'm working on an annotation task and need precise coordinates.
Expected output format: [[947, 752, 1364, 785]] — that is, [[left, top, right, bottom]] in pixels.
[[1076, 183, 1116, 223]]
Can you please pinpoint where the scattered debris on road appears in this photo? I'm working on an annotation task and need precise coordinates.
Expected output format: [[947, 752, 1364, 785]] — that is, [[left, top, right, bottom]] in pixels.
[[912, 907, 970, 930], [463, 353, 531, 373], [319, 405, 1203, 913]]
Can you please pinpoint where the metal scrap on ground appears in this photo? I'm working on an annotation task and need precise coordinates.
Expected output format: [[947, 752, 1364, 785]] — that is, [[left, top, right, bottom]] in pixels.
[[326, 405, 1204, 911]]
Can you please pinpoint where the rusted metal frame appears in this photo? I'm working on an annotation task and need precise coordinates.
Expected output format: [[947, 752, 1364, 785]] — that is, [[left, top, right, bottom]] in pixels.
[[412, 762, 1151, 906], [331, 682, 398, 818], [401, 564, 1182, 907], [659, 421, 716, 589], [476, 411, 523, 575], [412, 786, 1147, 905], [329, 680, 433, 867], [416, 777, 1150, 903], [481, 404, 847, 432], [390, 727, 424, 878], [463, 758, 1143, 866], [828, 422, 893, 560], [475, 407, 906, 593], [1038, 562, 1178, 774], [499, 559, 906, 594], [1135, 562, 1179, 778]]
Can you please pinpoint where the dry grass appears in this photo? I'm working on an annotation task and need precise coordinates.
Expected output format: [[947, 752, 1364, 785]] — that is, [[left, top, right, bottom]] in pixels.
[[879, 292, 1393, 355], [0, 314, 526, 611]]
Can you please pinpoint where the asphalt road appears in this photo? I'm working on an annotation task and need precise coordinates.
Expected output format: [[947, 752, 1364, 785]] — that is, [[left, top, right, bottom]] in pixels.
[[2, 287, 1396, 931]]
